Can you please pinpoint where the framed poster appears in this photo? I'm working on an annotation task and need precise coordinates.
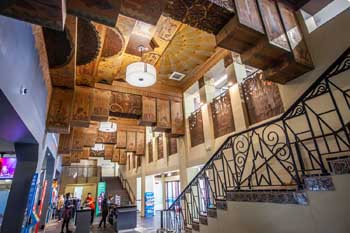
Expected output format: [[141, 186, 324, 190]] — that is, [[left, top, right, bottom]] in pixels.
[[136, 131, 145, 155], [211, 91, 235, 138], [109, 92, 142, 118], [116, 130, 127, 148], [189, 110, 205, 147], [127, 131, 137, 152], [170, 101, 185, 136], [241, 72, 284, 125], [139, 96, 156, 126]]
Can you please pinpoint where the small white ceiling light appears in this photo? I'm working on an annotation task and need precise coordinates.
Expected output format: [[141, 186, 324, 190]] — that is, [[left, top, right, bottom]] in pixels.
[[126, 46, 157, 87], [92, 143, 105, 151], [99, 122, 117, 133]]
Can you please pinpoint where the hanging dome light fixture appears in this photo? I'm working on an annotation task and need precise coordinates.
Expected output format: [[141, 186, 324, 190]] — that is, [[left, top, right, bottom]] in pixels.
[[99, 121, 117, 133], [126, 45, 157, 87]]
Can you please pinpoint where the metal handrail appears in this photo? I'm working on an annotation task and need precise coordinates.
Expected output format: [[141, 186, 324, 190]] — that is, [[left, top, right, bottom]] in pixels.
[[119, 170, 136, 204], [163, 46, 350, 230]]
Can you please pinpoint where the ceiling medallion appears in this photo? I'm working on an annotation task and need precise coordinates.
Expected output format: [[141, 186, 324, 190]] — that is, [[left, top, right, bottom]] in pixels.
[[99, 122, 117, 133], [126, 46, 157, 87]]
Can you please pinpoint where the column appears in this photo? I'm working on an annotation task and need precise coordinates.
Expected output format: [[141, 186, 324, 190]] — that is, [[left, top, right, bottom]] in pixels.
[[161, 173, 166, 209], [1, 143, 39, 233], [177, 137, 188, 191]]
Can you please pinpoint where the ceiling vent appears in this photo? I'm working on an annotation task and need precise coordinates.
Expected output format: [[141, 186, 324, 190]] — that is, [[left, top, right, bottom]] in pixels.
[[169, 72, 186, 81]]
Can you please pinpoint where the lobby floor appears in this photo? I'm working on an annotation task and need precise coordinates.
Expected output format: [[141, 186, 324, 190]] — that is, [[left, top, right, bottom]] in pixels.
[[42, 213, 160, 233]]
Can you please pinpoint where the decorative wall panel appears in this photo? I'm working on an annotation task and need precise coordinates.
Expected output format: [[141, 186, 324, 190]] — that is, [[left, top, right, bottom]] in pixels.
[[168, 136, 178, 156], [92, 89, 111, 122], [96, 131, 117, 144], [47, 88, 74, 134], [137, 156, 142, 167], [90, 148, 104, 157], [171, 101, 185, 136], [154, 99, 171, 132], [148, 141, 153, 163], [119, 150, 127, 165], [71, 86, 94, 127], [126, 131, 137, 152], [241, 72, 284, 125], [189, 110, 205, 147], [62, 155, 71, 166], [58, 133, 73, 154], [136, 131, 145, 155], [81, 147, 90, 160], [157, 135, 164, 160], [211, 92, 235, 138], [104, 144, 114, 160], [110, 92, 142, 118], [116, 130, 127, 148], [139, 96, 156, 126], [83, 128, 97, 147], [72, 127, 85, 151], [71, 151, 81, 163], [112, 148, 120, 163]]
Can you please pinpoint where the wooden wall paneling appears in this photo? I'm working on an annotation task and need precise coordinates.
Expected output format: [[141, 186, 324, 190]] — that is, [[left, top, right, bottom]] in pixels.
[[126, 131, 137, 152], [241, 72, 284, 125], [81, 147, 90, 160], [139, 96, 157, 126], [104, 144, 114, 160], [67, 0, 121, 27], [58, 132, 73, 154], [148, 141, 153, 163], [83, 127, 97, 147], [49, 15, 77, 88], [90, 149, 104, 157], [96, 131, 117, 144], [216, 0, 265, 53], [136, 156, 141, 168], [61, 154, 71, 166], [92, 89, 111, 122], [112, 147, 120, 163], [119, 150, 127, 165], [170, 101, 185, 136], [116, 130, 127, 148], [167, 135, 178, 156], [189, 110, 205, 147], [211, 91, 235, 138], [71, 151, 81, 163], [136, 131, 145, 155], [263, 1, 313, 84], [153, 99, 171, 132], [157, 135, 164, 160], [47, 87, 74, 134], [71, 127, 85, 151], [71, 86, 94, 127], [132, 154, 136, 168], [242, 0, 290, 70], [109, 92, 142, 118]]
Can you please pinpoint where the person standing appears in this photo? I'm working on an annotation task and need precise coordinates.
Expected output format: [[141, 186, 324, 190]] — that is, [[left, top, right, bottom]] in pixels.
[[84, 193, 95, 225], [98, 195, 109, 228], [57, 194, 64, 221], [61, 193, 74, 233]]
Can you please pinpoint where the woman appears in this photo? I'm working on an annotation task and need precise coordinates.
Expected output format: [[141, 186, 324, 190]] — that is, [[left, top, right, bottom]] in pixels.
[[98, 195, 109, 228], [61, 193, 74, 233]]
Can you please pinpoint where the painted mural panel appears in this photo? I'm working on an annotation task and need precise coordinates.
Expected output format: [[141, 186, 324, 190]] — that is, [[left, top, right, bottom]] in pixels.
[[154, 99, 171, 132], [241, 72, 284, 125], [92, 89, 111, 122], [71, 86, 94, 127], [116, 130, 127, 148], [140, 96, 156, 126], [126, 131, 137, 152], [189, 110, 205, 147], [211, 92, 235, 138], [136, 131, 145, 155], [168, 136, 178, 156], [171, 101, 185, 136], [110, 92, 142, 118]]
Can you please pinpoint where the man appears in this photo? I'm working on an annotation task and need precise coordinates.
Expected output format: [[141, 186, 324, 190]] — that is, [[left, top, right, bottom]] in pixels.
[[84, 193, 95, 225], [61, 193, 74, 233], [98, 195, 109, 228]]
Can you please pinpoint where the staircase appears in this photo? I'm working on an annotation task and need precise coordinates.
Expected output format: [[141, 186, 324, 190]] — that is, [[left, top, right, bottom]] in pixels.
[[160, 47, 350, 233], [103, 176, 132, 206]]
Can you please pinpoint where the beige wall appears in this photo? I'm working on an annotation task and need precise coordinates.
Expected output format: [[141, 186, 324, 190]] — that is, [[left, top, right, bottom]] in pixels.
[[64, 183, 97, 199]]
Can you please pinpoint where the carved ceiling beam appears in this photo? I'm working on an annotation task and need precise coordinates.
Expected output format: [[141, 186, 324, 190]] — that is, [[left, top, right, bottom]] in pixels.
[[0, 0, 67, 31]]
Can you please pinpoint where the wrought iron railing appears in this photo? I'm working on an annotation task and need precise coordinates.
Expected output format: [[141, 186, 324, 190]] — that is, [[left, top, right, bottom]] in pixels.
[[119, 170, 136, 204], [161, 47, 350, 232]]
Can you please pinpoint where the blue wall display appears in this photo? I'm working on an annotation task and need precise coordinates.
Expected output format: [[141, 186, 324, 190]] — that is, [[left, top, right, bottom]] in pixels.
[[144, 192, 154, 217], [21, 173, 38, 233]]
